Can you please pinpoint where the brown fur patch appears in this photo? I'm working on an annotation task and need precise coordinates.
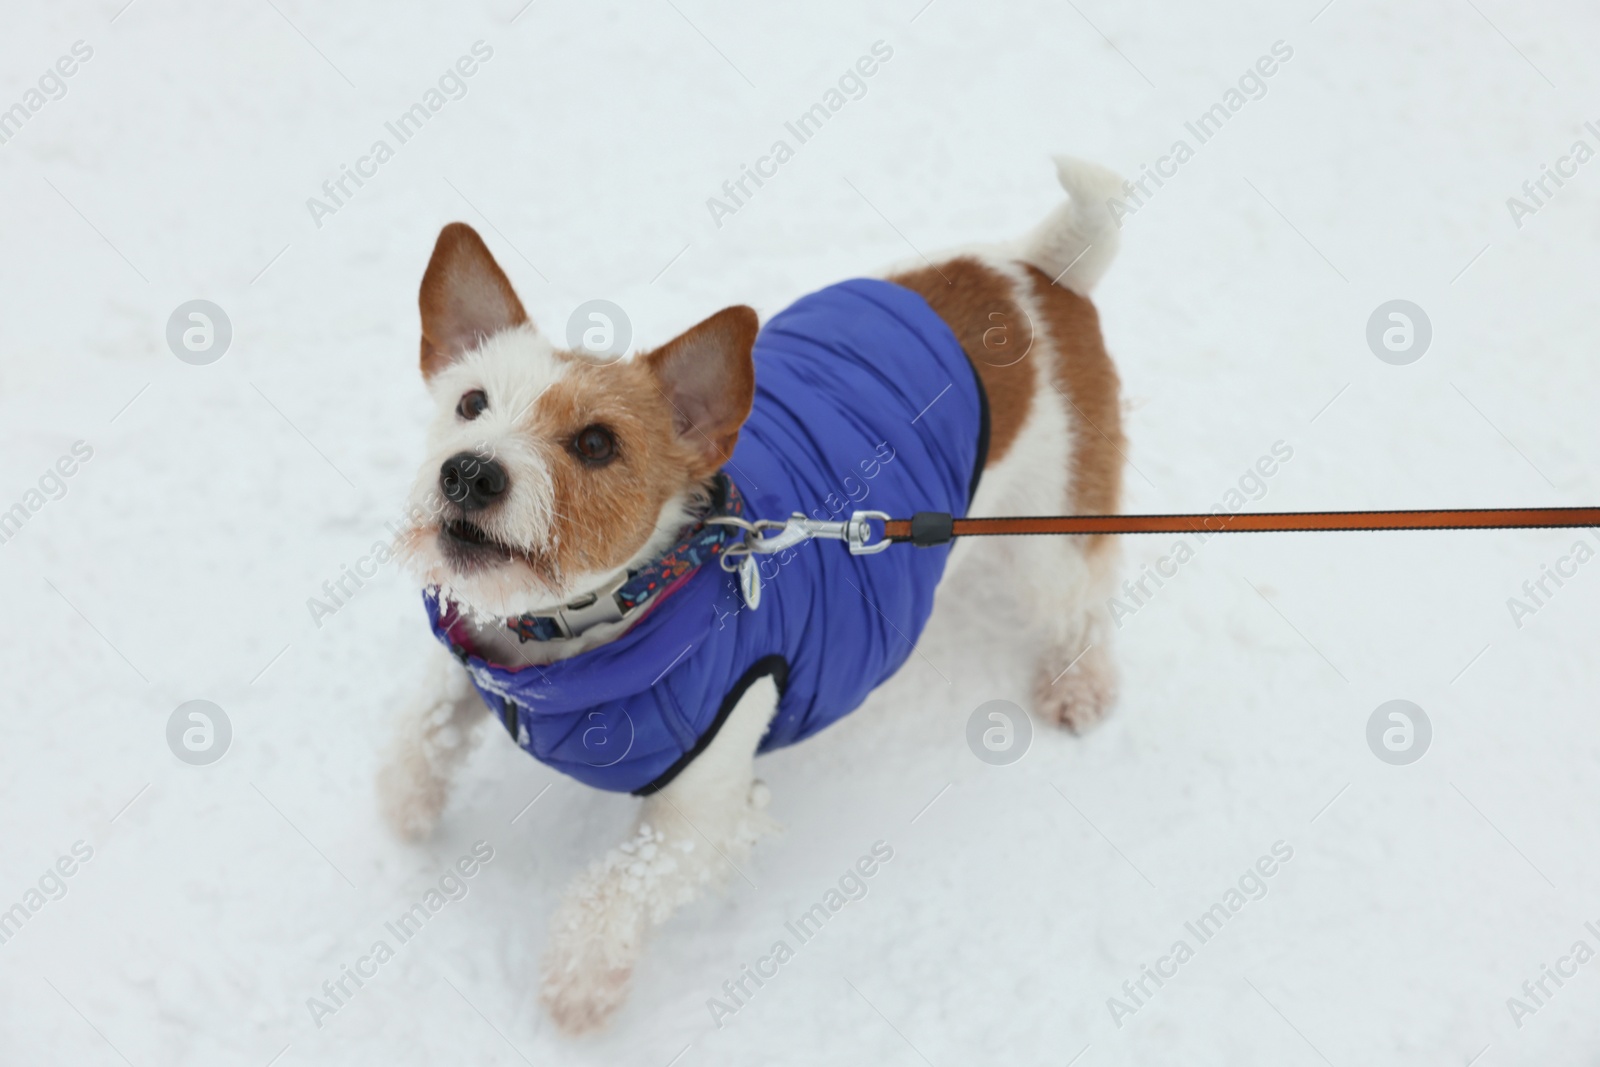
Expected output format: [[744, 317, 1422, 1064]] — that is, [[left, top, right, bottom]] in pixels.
[[888, 257, 1036, 464], [419, 223, 529, 379], [505, 307, 759, 589], [522, 357, 708, 583], [1025, 264, 1123, 551], [644, 305, 759, 474]]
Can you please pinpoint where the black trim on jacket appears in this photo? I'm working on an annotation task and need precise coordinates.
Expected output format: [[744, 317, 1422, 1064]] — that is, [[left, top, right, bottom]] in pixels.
[[634, 654, 790, 796]]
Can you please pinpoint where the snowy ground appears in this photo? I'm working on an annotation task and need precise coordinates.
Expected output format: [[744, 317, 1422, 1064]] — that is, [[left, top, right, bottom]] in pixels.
[[3, 0, 1599, 1063]]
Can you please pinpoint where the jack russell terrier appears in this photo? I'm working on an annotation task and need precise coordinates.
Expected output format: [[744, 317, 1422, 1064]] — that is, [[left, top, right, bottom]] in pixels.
[[377, 156, 1127, 1032]]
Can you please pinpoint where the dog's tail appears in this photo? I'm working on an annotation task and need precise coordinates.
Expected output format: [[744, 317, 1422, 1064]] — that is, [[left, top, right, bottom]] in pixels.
[[1019, 156, 1124, 295]]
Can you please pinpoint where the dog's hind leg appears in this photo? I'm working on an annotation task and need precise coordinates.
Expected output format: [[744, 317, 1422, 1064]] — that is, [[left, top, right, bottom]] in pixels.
[[1026, 537, 1122, 733], [1020, 254, 1126, 733], [377, 641, 491, 841], [965, 401, 1121, 735], [892, 244, 1126, 732], [540, 676, 780, 1033]]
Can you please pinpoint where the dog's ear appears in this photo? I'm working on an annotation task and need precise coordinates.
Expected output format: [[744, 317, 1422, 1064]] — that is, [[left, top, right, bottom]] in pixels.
[[644, 305, 759, 471], [418, 222, 529, 378]]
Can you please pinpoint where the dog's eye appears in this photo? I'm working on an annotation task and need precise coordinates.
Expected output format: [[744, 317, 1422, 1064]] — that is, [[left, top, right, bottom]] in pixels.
[[456, 389, 488, 420], [571, 425, 616, 465]]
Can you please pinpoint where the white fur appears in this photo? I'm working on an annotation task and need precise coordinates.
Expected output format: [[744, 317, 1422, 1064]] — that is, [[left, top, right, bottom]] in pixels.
[[539, 677, 779, 1031], [1021, 155, 1125, 296], [376, 640, 492, 841], [411, 326, 566, 552], [878, 156, 1123, 298]]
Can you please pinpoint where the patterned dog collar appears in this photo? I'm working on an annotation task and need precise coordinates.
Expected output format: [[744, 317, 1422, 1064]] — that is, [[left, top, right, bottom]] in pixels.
[[505, 473, 746, 642]]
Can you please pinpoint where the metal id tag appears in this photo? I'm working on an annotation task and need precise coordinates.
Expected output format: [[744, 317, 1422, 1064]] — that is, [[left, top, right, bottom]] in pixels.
[[738, 554, 762, 610]]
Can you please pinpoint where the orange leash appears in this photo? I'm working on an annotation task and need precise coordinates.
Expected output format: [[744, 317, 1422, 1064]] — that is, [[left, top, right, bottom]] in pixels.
[[882, 507, 1600, 545]]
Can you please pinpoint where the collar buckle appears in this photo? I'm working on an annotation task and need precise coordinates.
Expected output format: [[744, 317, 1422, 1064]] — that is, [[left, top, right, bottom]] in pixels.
[[535, 570, 631, 639]]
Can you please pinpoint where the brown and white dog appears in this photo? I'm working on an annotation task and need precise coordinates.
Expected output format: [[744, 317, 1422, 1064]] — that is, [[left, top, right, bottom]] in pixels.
[[377, 157, 1127, 1032]]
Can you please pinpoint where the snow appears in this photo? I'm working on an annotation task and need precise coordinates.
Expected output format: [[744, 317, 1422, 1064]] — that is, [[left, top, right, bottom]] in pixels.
[[2, 0, 1598, 1063]]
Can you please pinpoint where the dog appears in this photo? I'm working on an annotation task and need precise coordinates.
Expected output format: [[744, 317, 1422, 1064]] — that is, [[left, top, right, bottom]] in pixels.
[[377, 156, 1127, 1033]]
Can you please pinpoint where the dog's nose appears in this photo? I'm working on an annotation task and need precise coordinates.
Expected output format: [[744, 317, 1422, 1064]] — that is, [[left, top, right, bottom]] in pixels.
[[439, 452, 508, 510]]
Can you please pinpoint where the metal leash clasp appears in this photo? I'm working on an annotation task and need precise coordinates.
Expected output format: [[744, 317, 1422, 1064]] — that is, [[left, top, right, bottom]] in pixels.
[[710, 509, 893, 569], [843, 511, 894, 555], [778, 511, 894, 555]]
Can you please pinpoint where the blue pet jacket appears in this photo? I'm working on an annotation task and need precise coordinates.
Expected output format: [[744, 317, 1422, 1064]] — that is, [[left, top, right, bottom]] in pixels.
[[428, 278, 987, 793]]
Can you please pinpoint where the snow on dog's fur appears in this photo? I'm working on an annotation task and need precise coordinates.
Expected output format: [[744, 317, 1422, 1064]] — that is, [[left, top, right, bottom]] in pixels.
[[378, 157, 1127, 1032]]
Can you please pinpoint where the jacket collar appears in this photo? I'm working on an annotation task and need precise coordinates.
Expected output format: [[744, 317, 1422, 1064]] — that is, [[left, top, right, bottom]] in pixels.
[[505, 473, 745, 642]]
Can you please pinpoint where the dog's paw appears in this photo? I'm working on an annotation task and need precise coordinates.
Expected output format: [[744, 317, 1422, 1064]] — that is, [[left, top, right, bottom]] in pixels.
[[1034, 643, 1118, 733], [537, 805, 777, 1032], [539, 846, 654, 1034], [540, 948, 635, 1035], [376, 749, 446, 842]]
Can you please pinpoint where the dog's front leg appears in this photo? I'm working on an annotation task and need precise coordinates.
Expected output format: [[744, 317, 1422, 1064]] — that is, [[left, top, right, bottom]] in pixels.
[[377, 642, 490, 841], [540, 676, 780, 1034]]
